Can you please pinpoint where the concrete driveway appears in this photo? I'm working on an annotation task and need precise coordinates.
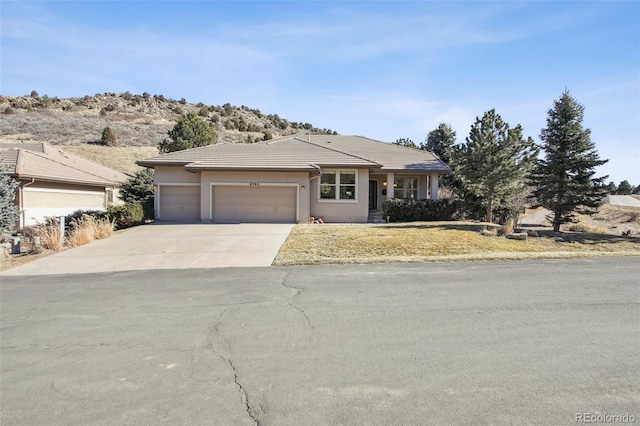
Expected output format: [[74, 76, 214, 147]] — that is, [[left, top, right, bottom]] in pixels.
[[1, 223, 295, 276], [608, 195, 640, 208]]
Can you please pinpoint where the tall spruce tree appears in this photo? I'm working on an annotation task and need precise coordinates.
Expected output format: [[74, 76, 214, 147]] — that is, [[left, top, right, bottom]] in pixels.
[[422, 123, 457, 191], [158, 112, 218, 153], [422, 123, 456, 163], [528, 91, 608, 231], [119, 168, 155, 220], [452, 109, 538, 223], [0, 164, 19, 235]]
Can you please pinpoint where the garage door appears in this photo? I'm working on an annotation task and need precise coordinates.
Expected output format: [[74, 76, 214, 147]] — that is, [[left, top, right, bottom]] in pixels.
[[212, 185, 296, 223], [159, 185, 200, 221]]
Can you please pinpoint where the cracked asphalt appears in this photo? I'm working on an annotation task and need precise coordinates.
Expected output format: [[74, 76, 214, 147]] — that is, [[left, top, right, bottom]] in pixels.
[[1, 258, 639, 425]]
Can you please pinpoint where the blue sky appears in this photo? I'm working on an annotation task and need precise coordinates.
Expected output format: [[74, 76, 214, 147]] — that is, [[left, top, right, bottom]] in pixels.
[[1, 1, 638, 184]]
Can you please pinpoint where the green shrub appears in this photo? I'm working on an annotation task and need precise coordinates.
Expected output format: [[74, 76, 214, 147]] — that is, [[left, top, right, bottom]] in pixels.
[[64, 210, 108, 231], [383, 198, 463, 222], [65, 205, 145, 230], [107, 203, 145, 228]]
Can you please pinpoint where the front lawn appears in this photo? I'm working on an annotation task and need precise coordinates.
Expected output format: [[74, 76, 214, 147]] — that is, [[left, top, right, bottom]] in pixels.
[[273, 222, 640, 265]]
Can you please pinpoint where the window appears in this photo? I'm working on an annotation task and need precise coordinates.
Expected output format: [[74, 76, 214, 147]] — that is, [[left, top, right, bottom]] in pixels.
[[106, 189, 115, 204], [320, 171, 357, 200], [394, 177, 418, 199]]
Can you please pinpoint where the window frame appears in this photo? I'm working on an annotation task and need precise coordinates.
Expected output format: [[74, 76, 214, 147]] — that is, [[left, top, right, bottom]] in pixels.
[[318, 170, 358, 202], [394, 176, 418, 200]]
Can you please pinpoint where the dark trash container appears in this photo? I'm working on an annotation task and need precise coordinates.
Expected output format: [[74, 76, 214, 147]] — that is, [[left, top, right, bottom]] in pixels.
[[10, 237, 20, 254]]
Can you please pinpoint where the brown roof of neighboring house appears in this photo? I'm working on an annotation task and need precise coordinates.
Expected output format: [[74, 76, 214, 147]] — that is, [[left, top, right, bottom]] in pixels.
[[137, 135, 451, 173], [138, 137, 381, 172], [0, 143, 129, 187]]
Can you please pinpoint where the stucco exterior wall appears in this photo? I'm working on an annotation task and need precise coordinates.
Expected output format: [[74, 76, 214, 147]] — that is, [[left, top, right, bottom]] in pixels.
[[19, 181, 107, 227], [309, 169, 369, 223], [154, 166, 201, 184]]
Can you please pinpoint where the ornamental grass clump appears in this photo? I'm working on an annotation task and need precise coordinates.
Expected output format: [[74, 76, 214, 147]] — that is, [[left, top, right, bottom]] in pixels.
[[67, 215, 114, 247], [94, 217, 116, 239], [39, 222, 63, 251]]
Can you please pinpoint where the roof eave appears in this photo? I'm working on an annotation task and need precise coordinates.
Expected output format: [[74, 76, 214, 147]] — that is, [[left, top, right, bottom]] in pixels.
[[380, 166, 452, 174], [15, 174, 123, 187], [136, 160, 192, 168], [183, 163, 380, 173]]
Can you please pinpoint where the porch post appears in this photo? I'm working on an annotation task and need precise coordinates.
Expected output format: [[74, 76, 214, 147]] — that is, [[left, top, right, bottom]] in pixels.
[[430, 173, 439, 200], [386, 173, 394, 198]]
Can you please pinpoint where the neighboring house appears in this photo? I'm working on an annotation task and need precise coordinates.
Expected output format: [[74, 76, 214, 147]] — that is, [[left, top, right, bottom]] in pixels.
[[0, 143, 128, 229], [137, 135, 451, 224]]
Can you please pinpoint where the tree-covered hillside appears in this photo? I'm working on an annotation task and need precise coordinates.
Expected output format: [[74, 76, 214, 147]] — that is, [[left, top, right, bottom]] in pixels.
[[0, 91, 337, 147]]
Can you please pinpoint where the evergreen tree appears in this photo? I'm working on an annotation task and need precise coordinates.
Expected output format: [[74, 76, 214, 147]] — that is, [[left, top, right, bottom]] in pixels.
[[528, 91, 608, 231], [101, 126, 118, 146], [422, 123, 458, 192], [158, 112, 218, 153], [616, 180, 633, 195], [0, 164, 19, 235], [605, 181, 618, 194], [119, 168, 155, 219], [451, 109, 538, 223], [422, 123, 456, 163], [392, 138, 418, 149]]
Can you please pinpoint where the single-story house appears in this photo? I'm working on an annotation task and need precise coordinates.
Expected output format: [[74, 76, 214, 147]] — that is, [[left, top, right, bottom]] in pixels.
[[0, 143, 129, 229], [137, 135, 451, 223]]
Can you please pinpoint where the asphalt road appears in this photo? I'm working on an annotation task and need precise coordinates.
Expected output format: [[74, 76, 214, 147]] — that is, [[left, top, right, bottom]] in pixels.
[[1, 258, 638, 425]]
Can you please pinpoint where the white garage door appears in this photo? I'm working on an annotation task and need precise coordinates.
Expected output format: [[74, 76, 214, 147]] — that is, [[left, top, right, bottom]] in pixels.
[[159, 185, 200, 221], [212, 185, 296, 223]]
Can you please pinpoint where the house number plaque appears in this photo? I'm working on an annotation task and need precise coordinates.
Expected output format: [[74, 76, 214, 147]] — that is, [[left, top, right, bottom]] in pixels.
[[249, 182, 260, 186]]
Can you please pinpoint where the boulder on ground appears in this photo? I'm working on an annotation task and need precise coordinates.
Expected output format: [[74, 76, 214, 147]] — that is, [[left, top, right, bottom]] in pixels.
[[506, 233, 528, 241]]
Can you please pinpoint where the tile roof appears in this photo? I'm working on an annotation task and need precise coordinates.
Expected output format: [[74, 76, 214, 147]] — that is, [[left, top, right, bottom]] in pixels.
[[305, 135, 451, 173], [138, 137, 381, 171], [0, 143, 128, 187], [138, 135, 451, 173]]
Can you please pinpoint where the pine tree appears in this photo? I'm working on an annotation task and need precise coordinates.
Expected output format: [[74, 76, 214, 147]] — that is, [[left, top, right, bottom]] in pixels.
[[422, 123, 456, 163], [392, 138, 418, 149], [422, 123, 457, 192], [452, 109, 538, 223], [119, 168, 155, 219], [616, 180, 633, 195], [101, 126, 118, 146], [158, 112, 218, 153], [528, 91, 608, 231], [0, 164, 19, 235]]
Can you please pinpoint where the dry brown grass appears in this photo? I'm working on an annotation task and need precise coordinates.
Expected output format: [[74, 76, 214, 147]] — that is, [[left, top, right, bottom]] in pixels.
[[573, 204, 640, 236], [39, 223, 63, 251], [94, 218, 116, 239], [61, 145, 158, 175], [497, 223, 514, 236], [274, 222, 640, 266], [67, 215, 114, 247], [566, 222, 608, 234]]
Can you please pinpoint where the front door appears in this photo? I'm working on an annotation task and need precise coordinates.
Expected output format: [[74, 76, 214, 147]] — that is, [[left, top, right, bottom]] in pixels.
[[369, 180, 378, 210]]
